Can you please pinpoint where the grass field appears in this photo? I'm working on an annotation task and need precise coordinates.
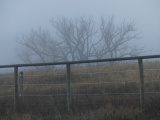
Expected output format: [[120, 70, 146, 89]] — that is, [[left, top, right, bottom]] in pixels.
[[0, 60, 160, 119]]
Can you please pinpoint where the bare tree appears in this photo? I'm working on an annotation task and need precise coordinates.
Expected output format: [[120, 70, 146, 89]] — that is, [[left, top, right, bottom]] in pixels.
[[17, 16, 143, 64], [17, 27, 57, 63], [95, 16, 141, 59], [51, 16, 97, 61]]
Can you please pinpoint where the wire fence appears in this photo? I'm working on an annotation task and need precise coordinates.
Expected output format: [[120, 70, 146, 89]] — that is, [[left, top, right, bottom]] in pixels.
[[0, 55, 160, 115]]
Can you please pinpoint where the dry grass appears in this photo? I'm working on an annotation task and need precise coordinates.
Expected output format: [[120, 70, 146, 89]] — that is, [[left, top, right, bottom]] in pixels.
[[0, 61, 160, 119]]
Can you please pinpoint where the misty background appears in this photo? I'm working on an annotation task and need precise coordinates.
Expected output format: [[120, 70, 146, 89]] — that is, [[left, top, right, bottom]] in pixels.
[[0, 0, 160, 65]]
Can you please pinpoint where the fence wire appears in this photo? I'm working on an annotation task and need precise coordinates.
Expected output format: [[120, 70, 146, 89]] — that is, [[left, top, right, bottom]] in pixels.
[[0, 57, 160, 115]]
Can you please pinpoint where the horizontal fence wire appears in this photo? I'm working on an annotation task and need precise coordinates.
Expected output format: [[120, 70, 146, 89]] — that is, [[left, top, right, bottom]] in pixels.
[[0, 55, 160, 114], [1, 92, 160, 98], [2, 79, 160, 87]]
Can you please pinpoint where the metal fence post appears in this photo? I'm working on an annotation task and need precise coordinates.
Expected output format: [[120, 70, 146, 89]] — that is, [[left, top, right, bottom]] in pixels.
[[14, 66, 19, 112], [138, 59, 145, 108], [66, 64, 71, 114], [20, 71, 24, 102]]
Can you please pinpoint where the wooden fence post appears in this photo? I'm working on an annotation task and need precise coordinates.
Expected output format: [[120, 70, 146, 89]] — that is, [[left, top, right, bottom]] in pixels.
[[20, 71, 24, 102], [138, 59, 145, 108], [14, 66, 19, 112], [66, 64, 71, 114]]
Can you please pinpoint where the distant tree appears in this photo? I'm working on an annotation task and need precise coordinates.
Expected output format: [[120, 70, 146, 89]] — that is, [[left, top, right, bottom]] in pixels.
[[16, 27, 57, 63], [51, 16, 97, 61], [17, 16, 143, 63], [94, 16, 141, 59]]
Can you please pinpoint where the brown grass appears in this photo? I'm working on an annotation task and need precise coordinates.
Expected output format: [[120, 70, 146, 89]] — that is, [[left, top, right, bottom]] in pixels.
[[0, 61, 160, 119]]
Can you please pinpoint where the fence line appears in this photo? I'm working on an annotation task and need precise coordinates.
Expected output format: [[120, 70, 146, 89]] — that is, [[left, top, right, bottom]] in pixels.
[[0, 55, 160, 68], [1, 92, 160, 98], [0, 54, 160, 113], [2, 79, 160, 87], [1, 68, 160, 77]]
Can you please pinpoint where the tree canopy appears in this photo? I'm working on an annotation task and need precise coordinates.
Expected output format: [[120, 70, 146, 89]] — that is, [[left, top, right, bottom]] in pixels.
[[17, 16, 142, 63]]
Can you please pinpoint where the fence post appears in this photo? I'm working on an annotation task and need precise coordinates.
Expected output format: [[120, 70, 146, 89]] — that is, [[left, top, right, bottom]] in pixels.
[[138, 59, 145, 108], [66, 64, 71, 114], [14, 66, 19, 112], [20, 71, 24, 102]]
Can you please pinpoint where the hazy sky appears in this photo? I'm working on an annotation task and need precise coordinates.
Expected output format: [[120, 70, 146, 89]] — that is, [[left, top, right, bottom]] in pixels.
[[0, 0, 160, 65]]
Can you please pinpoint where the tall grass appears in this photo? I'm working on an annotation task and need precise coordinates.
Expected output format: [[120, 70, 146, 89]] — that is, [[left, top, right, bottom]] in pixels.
[[0, 61, 160, 119]]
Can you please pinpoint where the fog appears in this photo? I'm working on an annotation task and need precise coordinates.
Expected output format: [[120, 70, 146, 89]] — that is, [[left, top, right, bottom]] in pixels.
[[0, 0, 160, 65]]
